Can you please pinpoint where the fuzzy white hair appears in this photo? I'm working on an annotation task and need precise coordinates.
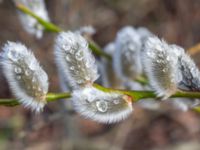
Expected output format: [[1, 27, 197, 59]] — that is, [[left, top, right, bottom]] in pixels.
[[1, 41, 49, 112], [54, 31, 99, 88], [142, 37, 184, 99], [72, 86, 133, 123]]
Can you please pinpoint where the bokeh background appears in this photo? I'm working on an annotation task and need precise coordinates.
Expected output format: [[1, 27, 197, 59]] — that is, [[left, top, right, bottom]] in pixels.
[[1, 0, 200, 150]]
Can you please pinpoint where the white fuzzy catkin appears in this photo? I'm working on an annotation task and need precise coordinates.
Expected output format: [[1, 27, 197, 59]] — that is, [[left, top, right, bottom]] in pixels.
[[142, 37, 183, 99], [54, 31, 99, 88], [72, 87, 133, 123], [177, 52, 200, 91], [1, 42, 49, 112], [113, 26, 143, 82], [13, 0, 49, 39]]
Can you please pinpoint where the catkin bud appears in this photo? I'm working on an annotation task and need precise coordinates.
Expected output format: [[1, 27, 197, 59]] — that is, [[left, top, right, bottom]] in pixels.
[[72, 87, 133, 123], [177, 52, 200, 91], [13, 0, 50, 39], [142, 37, 183, 99], [54, 31, 99, 88], [113, 26, 142, 82], [1, 42, 49, 112]]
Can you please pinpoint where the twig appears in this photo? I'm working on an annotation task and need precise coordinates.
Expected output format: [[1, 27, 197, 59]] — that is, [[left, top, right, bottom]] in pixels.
[[0, 92, 71, 106], [1, 84, 200, 111], [16, 3, 112, 60], [188, 43, 200, 56], [10, 3, 200, 113]]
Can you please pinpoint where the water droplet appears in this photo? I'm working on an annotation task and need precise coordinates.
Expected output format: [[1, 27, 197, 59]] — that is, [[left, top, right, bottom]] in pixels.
[[156, 60, 161, 63], [162, 68, 167, 72], [65, 55, 71, 62], [147, 51, 151, 56], [191, 67, 195, 72], [14, 67, 22, 74], [156, 45, 163, 51], [166, 56, 170, 61], [75, 51, 83, 61], [85, 75, 90, 80], [77, 80, 83, 84], [69, 49, 74, 54], [70, 66, 75, 70], [128, 44, 135, 51], [29, 61, 37, 70], [96, 100, 108, 112], [158, 52, 165, 59], [63, 44, 70, 51], [32, 77, 36, 83], [113, 99, 120, 104], [67, 36, 73, 43], [147, 51, 154, 58], [85, 61, 90, 68], [25, 70, 31, 76]]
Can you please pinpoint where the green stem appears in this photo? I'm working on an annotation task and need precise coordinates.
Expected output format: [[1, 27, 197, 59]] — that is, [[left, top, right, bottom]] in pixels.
[[46, 92, 71, 102], [1, 85, 200, 112], [88, 40, 112, 60], [93, 84, 200, 112], [93, 84, 155, 101], [0, 99, 20, 107], [0, 92, 71, 107], [16, 4, 111, 60], [93, 84, 200, 101]]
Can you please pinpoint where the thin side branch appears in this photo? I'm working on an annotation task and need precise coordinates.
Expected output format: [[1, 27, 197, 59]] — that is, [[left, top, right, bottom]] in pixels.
[[1, 84, 200, 112], [16, 3, 111, 60], [188, 43, 200, 55]]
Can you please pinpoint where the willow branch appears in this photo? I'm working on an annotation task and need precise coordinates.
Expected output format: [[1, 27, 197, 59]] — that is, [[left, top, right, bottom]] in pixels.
[[0, 92, 71, 107], [2, 87, 200, 105], [12, 4, 200, 113], [93, 84, 200, 101], [93, 84, 200, 112], [1, 84, 200, 112]]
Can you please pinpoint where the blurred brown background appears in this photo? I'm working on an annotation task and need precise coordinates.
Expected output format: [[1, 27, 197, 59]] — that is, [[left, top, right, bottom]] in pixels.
[[1, 0, 200, 150]]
